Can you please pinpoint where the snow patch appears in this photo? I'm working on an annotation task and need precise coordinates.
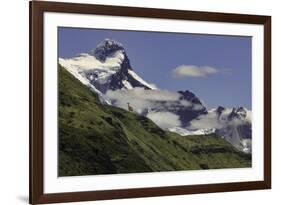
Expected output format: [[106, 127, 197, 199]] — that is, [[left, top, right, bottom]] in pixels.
[[59, 58, 111, 105], [128, 70, 157, 90], [60, 53, 122, 71], [168, 127, 216, 136], [122, 80, 133, 89]]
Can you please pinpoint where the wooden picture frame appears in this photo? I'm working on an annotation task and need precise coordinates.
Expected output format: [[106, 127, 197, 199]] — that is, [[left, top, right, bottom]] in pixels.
[[30, 1, 271, 204]]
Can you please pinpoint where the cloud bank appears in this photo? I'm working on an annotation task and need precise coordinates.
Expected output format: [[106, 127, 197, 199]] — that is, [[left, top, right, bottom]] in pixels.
[[146, 112, 181, 129], [106, 88, 201, 129], [172, 65, 219, 78], [188, 109, 251, 130], [106, 88, 182, 113], [188, 112, 224, 130]]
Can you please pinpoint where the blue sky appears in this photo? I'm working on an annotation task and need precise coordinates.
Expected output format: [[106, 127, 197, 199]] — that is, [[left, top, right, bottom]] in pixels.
[[58, 27, 252, 109]]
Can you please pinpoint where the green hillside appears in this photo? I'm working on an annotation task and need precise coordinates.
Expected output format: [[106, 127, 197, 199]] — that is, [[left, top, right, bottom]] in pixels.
[[58, 65, 251, 176]]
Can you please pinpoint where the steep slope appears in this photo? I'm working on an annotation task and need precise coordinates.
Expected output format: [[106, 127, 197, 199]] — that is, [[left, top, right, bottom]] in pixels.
[[59, 64, 251, 176]]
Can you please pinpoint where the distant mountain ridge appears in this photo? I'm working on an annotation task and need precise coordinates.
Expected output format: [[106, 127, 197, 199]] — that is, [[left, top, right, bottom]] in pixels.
[[185, 106, 252, 153], [213, 106, 252, 153]]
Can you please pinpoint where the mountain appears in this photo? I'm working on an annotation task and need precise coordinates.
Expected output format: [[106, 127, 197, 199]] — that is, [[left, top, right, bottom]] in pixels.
[[177, 90, 208, 126], [58, 65, 251, 176], [59, 38, 252, 154], [59, 38, 207, 127], [168, 106, 252, 153], [59, 38, 156, 95], [141, 90, 207, 127], [212, 106, 252, 153]]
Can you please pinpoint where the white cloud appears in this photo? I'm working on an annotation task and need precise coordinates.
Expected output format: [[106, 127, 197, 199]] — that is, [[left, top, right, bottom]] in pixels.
[[188, 108, 252, 130], [192, 104, 205, 111], [172, 65, 219, 78], [147, 112, 181, 129], [106, 88, 202, 128], [106, 87, 180, 102], [188, 112, 224, 130], [106, 88, 200, 113], [106, 88, 181, 113]]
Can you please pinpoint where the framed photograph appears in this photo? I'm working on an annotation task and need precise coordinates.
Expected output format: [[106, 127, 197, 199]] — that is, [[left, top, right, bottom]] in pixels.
[[30, 1, 271, 204]]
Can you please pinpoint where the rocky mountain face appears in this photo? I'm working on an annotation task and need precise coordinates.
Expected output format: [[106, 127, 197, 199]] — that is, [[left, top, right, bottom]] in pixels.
[[213, 106, 252, 153], [186, 106, 252, 153], [141, 90, 207, 127], [177, 90, 208, 126]]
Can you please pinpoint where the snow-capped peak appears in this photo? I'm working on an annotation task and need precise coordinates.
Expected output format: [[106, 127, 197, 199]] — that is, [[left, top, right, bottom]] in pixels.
[[215, 106, 226, 115], [59, 38, 158, 96], [208, 106, 251, 122], [228, 106, 249, 121], [92, 38, 125, 62]]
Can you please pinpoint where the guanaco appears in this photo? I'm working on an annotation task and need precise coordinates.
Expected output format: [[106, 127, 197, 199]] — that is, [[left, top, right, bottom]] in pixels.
[[127, 102, 134, 112]]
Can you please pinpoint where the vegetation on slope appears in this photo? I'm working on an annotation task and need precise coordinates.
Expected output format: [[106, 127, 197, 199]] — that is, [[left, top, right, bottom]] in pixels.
[[58, 65, 251, 176]]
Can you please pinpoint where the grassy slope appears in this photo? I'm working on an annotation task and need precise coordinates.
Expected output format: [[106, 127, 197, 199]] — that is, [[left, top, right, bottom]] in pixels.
[[59, 65, 251, 176]]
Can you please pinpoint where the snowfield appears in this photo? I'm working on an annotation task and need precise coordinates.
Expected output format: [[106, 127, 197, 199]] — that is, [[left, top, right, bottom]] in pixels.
[[168, 127, 216, 136]]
